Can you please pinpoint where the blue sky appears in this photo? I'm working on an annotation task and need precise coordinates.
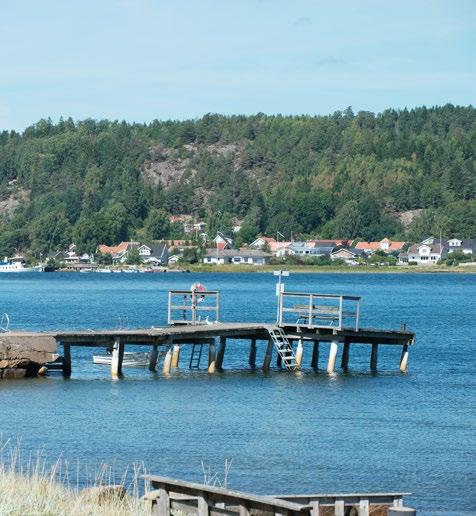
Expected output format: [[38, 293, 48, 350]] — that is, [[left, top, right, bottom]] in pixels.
[[0, 0, 474, 131]]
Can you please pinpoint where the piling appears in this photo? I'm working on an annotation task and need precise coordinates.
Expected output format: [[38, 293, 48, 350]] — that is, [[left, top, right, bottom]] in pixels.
[[327, 340, 338, 374], [370, 343, 379, 372], [149, 345, 159, 371], [311, 341, 319, 369], [111, 337, 124, 378], [171, 344, 181, 369], [341, 339, 350, 370], [216, 337, 226, 371], [249, 339, 257, 368], [62, 343, 71, 377], [208, 339, 216, 374], [295, 339, 304, 368], [263, 339, 273, 371], [400, 344, 409, 372], [162, 348, 172, 374]]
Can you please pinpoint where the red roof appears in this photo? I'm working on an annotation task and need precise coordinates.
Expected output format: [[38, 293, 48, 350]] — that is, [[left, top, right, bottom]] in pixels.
[[355, 239, 405, 251], [98, 242, 134, 255]]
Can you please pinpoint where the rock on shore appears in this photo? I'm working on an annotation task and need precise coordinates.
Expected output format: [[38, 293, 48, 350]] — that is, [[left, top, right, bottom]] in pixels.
[[0, 334, 57, 379]]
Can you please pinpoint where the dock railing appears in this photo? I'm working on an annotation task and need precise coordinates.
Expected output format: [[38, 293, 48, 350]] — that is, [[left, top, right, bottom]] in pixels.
[[168, 290, 220, 325], [278, 291, 361, 331]]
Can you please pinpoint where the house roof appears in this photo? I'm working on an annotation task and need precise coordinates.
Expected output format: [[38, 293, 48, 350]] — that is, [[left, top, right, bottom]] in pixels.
[[331, 247, 365, 258], [307, 239, 348, 247], [98, 242, 138, 255], [407, 243, 444, 254], [355, 239, 405, 251]]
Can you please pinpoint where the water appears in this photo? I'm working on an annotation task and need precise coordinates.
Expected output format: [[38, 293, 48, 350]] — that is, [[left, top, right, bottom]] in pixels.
[[0, 272, 475, 514]]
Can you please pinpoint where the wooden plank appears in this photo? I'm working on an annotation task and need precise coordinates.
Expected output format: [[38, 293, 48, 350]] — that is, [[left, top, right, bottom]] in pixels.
[[157, 487, 170, 516]]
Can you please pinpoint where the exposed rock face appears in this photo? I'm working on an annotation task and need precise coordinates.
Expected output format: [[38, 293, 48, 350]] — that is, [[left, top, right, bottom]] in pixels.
[[0, 333, 57, 379]]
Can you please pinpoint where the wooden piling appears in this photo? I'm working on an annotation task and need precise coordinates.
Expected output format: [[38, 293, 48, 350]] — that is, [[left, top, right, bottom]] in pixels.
[[311, 341, 319, 369], [149, 344, 159, 371], [341, 339, 350, 370], [62, 343, 71, 377], [208, 339, 216, 374], [327, 340, 338, 374], [262, 338, 273, 371], [216, 336, 226, 371], [400, 344, 409, 372], [370, 343, 379, 371], [295, 338, 303, 368], [162, 348, 172, 375], [171, 344, 181, 369], [111, 337, 124, 378], [249, 339, 257, 368]]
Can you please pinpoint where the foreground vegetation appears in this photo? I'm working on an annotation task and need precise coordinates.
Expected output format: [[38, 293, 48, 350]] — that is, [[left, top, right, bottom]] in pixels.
[[0, 442, 148, 516], [0, 105, 475, 257]]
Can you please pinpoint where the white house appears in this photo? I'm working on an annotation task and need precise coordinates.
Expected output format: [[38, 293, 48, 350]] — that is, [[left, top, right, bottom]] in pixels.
[[398, 243, 444, 265], [203, 249, 271, 266]]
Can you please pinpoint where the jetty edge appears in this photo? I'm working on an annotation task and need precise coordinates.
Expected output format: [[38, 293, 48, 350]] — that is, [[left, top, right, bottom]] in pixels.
[[0, 288, 415, 379]]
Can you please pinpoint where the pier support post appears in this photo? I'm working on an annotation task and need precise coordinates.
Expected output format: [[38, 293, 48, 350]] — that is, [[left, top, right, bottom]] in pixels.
[[341, 339, 350, 370], [400, 344, 409, 372], [311, 341, 319, 369], [162, 347, 172, 375], [370, 343, 379, 372], [171, 344, 181, 369], [216, 337, 226, 371], [111, 337, 124, 378], [149, 344, 159, 371], [208, 339, 216, 374], [295, 338, 304, 368], [327, 340, 338, 374], [276, 349, 282, 368], [263, 338, 273, 372], [249, 339, 257, 368], [62, 343, 71, 377]]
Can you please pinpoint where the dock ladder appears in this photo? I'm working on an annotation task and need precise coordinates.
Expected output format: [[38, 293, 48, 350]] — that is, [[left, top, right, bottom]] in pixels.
[[189, 343, 204, 369], [268, 328, 299, 371]]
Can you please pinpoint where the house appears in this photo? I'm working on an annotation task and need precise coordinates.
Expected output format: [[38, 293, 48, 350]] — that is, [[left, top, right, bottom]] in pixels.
[[287, 241, 335, 257], [98, 241, 168, 265], [398, 237, 475, 265], [355, 238, 405, 254], [330, 247, 365, 265], [213, 232, 233, 251], [251, 237, 292, 256], [203, 249, 271, 266]]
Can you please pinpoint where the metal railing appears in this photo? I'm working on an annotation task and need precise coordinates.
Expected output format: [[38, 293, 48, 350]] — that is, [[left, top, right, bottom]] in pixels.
[[278, 291, 361, 330], [168, 290, 220, 325]]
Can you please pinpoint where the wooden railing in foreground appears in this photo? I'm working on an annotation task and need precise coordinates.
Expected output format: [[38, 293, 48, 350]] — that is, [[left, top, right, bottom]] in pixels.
[[143, 474, 310, 515], [142, 474, 412, 515]]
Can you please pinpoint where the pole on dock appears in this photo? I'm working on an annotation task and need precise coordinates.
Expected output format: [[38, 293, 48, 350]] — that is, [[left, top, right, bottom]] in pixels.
[[171, 344, 181, 369], [370, 343, 379, 372], [263, 338, 273, 371], [311, 341, 319, 369], [249, 339, 257, 368], [341, 339, 350, 370], [162, 347, 172, 375], [62, 343, 71, 377], [208, 339, 216, 374], [327, 338, 338, 374], [400, 344, 409, 372], [149, 344, 159, 371], [216, 337, 226, 371], [111, 337, 124, 378]]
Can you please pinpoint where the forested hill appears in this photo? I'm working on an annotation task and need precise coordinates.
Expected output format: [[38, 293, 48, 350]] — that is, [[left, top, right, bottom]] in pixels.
[[0, 105, 475, 255]]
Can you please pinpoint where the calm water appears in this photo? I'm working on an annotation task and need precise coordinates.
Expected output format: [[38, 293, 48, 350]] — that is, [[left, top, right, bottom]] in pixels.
[[0, 272, 475, 514]]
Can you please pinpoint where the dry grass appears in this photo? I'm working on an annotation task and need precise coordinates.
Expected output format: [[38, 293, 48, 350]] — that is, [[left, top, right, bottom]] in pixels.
[[0, 440, 150, 516]]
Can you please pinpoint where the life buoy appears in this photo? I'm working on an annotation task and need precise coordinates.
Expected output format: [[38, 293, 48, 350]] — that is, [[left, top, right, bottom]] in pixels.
[[190, 282, 206, 303]]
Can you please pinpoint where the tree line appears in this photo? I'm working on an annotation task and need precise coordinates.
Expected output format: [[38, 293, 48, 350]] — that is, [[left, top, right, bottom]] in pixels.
[[0, 104, 474, 257]]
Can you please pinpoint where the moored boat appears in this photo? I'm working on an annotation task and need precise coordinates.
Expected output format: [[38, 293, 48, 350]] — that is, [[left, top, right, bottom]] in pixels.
[[93, 351, 150, 367], [0, 257, 42, 272]]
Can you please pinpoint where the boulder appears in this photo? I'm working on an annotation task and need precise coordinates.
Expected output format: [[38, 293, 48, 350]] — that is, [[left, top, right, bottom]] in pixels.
[[2, 368, 27, 379], [81, 485, 127, 504]]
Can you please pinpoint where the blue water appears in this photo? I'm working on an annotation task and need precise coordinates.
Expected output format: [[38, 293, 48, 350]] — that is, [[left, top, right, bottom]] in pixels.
[[0, 272, 475, 514]]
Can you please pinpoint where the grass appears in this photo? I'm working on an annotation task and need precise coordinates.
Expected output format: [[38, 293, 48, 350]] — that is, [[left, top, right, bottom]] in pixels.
[[0, 440, 150, 516]]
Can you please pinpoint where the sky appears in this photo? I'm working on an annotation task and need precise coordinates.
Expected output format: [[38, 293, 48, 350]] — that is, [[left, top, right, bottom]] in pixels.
[[0, 0, 474, 131]]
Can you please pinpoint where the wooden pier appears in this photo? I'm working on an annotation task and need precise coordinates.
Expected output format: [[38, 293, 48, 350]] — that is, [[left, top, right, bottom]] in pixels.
[[3, 289, 415, 378]]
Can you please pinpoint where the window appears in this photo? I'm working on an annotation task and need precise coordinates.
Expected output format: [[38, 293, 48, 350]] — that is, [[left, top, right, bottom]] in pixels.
[[421, 256, 429, 261]]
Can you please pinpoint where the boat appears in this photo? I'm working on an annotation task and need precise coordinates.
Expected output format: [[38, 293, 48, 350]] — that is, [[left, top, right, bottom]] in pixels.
[[93, 351, 150, 367], [0, 257, 42, 272]]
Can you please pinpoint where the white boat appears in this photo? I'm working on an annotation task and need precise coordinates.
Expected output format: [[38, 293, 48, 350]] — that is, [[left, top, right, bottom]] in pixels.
[[0, 258, 42, 272], [93, 351, 150, 367]]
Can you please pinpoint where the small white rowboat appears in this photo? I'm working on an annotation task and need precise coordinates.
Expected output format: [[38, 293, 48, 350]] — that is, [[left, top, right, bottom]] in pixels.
[[93, 351, 150, 367]]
